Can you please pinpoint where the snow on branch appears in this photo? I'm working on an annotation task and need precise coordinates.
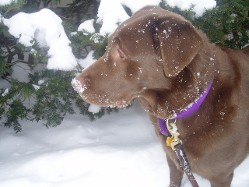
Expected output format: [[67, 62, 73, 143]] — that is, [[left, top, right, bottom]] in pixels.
[[2, 8, 77, 70], [0, 0, 16, 6], [166, 0, 216, 16]]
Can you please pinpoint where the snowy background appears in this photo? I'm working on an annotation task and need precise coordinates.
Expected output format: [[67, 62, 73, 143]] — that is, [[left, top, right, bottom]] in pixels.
[[1, 0, 249, 187], [1, 103, 249, 187]]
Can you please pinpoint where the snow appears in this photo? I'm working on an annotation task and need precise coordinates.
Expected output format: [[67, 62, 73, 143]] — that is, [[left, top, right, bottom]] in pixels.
[[166, 0, 216, 16], [96, 0, 216, 35], [121, 0, 161, 14], [1, 103, 249, 187], [32, 84, 40, 90], [0, 0, 217, 72], [77, 19, 95, 33], [38, 80, 45, 85], [0, 0, 16, 6], [71, 78, 86, 94], [97, 0, 130, 35], [1, 88, 9, 96], [2, 9, 77, 70], [88, 104, 101, 113], [78, 50, 95, 69], [96, 0, 160, 35]]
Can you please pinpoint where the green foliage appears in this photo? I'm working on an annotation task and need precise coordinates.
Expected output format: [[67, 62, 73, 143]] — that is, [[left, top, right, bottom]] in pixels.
[[67, 0, 100, 20], [92, 34, 108, 59], [0, 66, 117, 132], [0, 57, 11, 78], [4, 99, 27, 132], [0, 0, 25, 17], [160, 1, 197, 21], [70, 31, 108, 59], [1, 80, 32, 132], [193, 0, 249, 48], [0, 1, 113, 133], [162, 0, 249, 48], [22, 0, 61, 12], [30, 70, 76, 127]]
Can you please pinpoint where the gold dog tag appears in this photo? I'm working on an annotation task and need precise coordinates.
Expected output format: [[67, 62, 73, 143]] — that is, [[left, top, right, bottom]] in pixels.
[[166, 120, 182, 150]]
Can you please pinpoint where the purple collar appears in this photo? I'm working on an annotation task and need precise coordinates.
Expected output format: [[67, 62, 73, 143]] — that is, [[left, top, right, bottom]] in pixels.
[[158, 78, 214, 136]]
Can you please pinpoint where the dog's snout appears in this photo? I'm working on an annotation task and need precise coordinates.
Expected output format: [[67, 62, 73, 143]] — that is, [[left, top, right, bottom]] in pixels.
[[71, 75, 90, 94]]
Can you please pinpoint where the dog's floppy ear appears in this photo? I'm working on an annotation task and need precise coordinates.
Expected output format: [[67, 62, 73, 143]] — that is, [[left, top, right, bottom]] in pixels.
[[157, 17, 202, 77]]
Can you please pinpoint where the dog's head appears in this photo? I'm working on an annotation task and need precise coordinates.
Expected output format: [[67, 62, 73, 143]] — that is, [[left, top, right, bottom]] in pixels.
[[72, 6, 206, 117]]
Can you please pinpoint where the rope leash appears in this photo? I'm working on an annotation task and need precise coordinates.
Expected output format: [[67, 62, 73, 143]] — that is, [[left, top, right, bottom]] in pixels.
[[160, 119, 199, 187]]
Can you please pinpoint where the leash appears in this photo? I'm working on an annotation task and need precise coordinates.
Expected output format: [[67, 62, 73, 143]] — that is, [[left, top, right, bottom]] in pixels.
[[158, 78, 214, 187], [175, 143, 199, 187], [162, 119, 199, 187]]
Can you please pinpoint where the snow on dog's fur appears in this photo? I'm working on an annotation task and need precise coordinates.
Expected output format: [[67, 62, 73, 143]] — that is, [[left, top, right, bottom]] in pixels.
[[73, 6, 249, 187]]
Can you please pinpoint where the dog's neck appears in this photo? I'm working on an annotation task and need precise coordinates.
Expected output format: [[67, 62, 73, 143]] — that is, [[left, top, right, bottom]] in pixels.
[[173, 78, 214, 119], [138, 78, 214, 119], [138, 44, 218, 120]]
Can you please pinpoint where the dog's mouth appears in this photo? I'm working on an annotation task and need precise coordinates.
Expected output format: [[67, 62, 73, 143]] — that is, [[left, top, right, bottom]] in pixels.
[[71, 78, 133, 109], [84, 94, 133, 109], [111, 99, 132, 108]]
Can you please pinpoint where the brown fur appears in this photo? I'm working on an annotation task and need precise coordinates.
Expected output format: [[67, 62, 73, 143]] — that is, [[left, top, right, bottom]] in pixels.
[[73, 6, 249, 187]]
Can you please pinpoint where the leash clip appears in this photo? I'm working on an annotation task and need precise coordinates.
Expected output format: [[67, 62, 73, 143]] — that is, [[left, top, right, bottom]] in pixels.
[[166, 119, 182, 150]]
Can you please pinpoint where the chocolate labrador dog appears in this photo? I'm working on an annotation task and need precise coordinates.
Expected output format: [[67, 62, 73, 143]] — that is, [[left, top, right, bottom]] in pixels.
[[72, 6, 249, 187]]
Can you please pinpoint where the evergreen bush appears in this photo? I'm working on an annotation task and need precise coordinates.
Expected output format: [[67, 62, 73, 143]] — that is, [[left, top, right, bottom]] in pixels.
[[0, 0, 248, 132], [0, 0, 114, 132]]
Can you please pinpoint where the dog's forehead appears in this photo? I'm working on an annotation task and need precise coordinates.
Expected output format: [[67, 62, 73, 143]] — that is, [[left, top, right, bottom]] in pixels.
[[118, 13, 158, 32], [109, 15, 156, 42], [109, 7, 185, 40], [106, 6, 192, 59]]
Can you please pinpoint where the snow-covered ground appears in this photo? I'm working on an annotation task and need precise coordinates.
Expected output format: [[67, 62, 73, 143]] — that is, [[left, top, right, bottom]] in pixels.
[[1, 103, 249, 187]]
